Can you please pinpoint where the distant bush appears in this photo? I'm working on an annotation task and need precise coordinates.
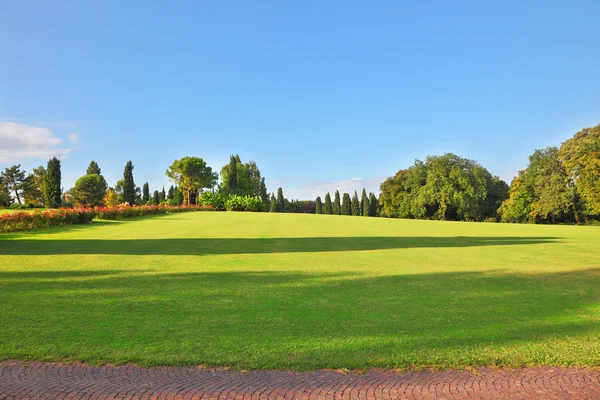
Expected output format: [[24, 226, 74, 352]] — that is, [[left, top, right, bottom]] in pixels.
[[484, 217, 498, 223], [199, 192, 227, 211], [93, 204, 214, 220], [0, 208, 95, 233], [224, 195, 264, 212], [8, 203, 44, 210]]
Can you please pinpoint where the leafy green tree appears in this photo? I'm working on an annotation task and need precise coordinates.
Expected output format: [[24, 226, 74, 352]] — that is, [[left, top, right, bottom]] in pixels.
[[276, 187, 285, 212], [142, 182, 150, 204], [324, 192, 333, 214], [86, 161, 101, 175], [44, 157, 62, 208], [351, 191, 360, 216], [103, 188, 120, 207], [153, 190, 160, 205], [166, 157, 218, 205], [270, 193, 277, 212], [220, 156, 268, 208], [167, 185, 174, 200], [0, 174, 12, 206], [160, 186, 166, 203], [361, 188, 368, 216], [173, 186, 183, 206], [74, 174, 108, 207], [368, 193, 378, 216], [333, 190, 341, 215], [122, 161, 136, 205], [2, 165, 26, 204], [315, 196, 323, 214], [341, 193, 352, 215]]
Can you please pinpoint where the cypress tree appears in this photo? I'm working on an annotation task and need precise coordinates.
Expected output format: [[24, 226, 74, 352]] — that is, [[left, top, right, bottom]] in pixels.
[[351, 191, 360, 216], [160, 186, 166, 202], [368, 193, 378, 216], [341, 193, 352, 215], [173, 186, 183, 205], [44, 157, 61, 208], [153, 190, 160, 205], [333, 190, 341, 215], [167, 185, 174, 200], [276, 187, 285, 212], [270, 193, 277, 212], [315, 196, 323, 214], [122, 161, 136, 205], [86, 161, 101, 175], [361, 189, 369, 216], [324, 192, 332, 214], [228, 155, 238, 195], [142, 182, 150, 204]]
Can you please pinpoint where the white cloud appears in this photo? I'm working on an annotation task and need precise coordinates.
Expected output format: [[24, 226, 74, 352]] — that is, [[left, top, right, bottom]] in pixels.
[[67, 132, 79, 142], [0, 122, 72, 163], [283, 176, 386, 200]]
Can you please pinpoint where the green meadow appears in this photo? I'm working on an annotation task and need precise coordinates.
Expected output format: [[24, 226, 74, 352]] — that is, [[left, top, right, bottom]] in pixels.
[[0, 212, 599, 370]]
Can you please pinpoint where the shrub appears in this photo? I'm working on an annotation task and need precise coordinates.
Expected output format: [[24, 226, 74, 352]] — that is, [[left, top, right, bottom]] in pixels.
[[0, 208, 95, 233], [224, 195, 263, 212], [93, 204, 214, 220], [199, 192, 227, 211]]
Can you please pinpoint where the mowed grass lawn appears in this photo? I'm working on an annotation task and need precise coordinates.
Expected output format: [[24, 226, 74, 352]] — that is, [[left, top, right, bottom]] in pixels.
[[0, 212, 599, 370]]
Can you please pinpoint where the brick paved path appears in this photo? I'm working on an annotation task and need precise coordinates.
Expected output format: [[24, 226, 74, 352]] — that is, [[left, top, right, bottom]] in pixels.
[[1, 361, 599, 400]]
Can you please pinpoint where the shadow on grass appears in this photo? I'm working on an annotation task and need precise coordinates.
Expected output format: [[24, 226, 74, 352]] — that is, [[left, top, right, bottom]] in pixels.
[[0, 236, 560, 255], [1, 267, 598, 369]]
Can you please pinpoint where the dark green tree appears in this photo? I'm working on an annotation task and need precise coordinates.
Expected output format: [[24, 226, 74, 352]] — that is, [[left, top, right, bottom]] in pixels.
[[44, 157, 62, 208], [160, 186, 166, 203], [142, 182, 150, 204], [276, 187, 285, 212], [0, 174, 12, 206], [86, 161, 101, 175], [333, 190, 341, 215], [361, 188, 368, 216], [270, 193, 277, 212], [122, 160, 136, 205], [2, 165, 26, 204], [368, 193, 378, 216], [153, 190, 160, 205], [315, 196, 323, 214], [167, 185, 174, 200], [173, 186, 183, 206], [74, 174, 107, 207], [324, 192, 333, 214], [223, 155, 238, 195], [166, 157, 218, 205], [351, 191, 360, 216], [341, 193, 352, 215]]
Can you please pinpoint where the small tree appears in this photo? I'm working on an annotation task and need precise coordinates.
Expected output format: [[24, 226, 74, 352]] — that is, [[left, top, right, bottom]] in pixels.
[[166, 157, 217, 206], [74, 174, 107, 207], [341, 193, 352, 215], [315, 196, 323, 214], [324, 192, 333, 214], [276, 187, 285, 212], [361, 188, 369, 216], [45, 157, 62, 208], [333, 190, 341, 215], [351, 191, 360, 216], [270, 193, 277, 212], [142, 182, 150, 204], [122, 161, 136, 205], [152, 190, 159, 205], [368, 193, 378, 216], [167, 185, 174, 200], [103, 188, 120, 207], [160, 186, 166, 203], [173, 186, 183, 205], [86, 161, 101, 175]]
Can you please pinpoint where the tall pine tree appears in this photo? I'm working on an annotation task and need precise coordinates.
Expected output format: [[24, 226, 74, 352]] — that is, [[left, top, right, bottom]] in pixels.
[[324, 192, 333, 214], [167, 185, 174, 200], [160, 186, 166, 202], [333, 190, 341, 215], [315, 196, 323, 214], [270, 193, 277, 212], [361, 189, 369, 216], [142, 182, 150, 204], [276, 187, 285, 212], [44, 157, 61, 208], [351, 191, 360, 216], [86, 161, 101, 175], [227, 155, 238, 195], [153, 190, 160, 205], [341, 193, 352, 215], [122, 161, 136, 205]]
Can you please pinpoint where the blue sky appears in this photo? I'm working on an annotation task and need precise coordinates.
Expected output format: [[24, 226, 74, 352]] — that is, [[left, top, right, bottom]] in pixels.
[[2, 1, 600, 200]]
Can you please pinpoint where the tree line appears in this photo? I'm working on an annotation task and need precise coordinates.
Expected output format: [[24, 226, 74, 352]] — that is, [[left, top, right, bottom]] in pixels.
[[314, 189, 378, 216]]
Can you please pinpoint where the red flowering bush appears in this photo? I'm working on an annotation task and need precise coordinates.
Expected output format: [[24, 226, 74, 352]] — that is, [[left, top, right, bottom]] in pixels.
[[0, 205, 213, 233], [0, 208, 95, 233]]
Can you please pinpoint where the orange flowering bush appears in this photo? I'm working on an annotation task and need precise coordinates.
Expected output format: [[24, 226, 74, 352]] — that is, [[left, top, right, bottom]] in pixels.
[[0, 208, 95, 233]]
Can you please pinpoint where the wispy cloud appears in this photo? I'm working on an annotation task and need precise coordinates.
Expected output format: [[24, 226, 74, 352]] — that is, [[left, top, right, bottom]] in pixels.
[[0, 122, 72, 163], [67, 132, 79, 142], [282, 176, 386, 200]]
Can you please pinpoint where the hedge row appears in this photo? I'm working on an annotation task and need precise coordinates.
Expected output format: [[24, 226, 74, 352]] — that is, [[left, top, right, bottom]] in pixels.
[[0, 205, 214, 233]]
